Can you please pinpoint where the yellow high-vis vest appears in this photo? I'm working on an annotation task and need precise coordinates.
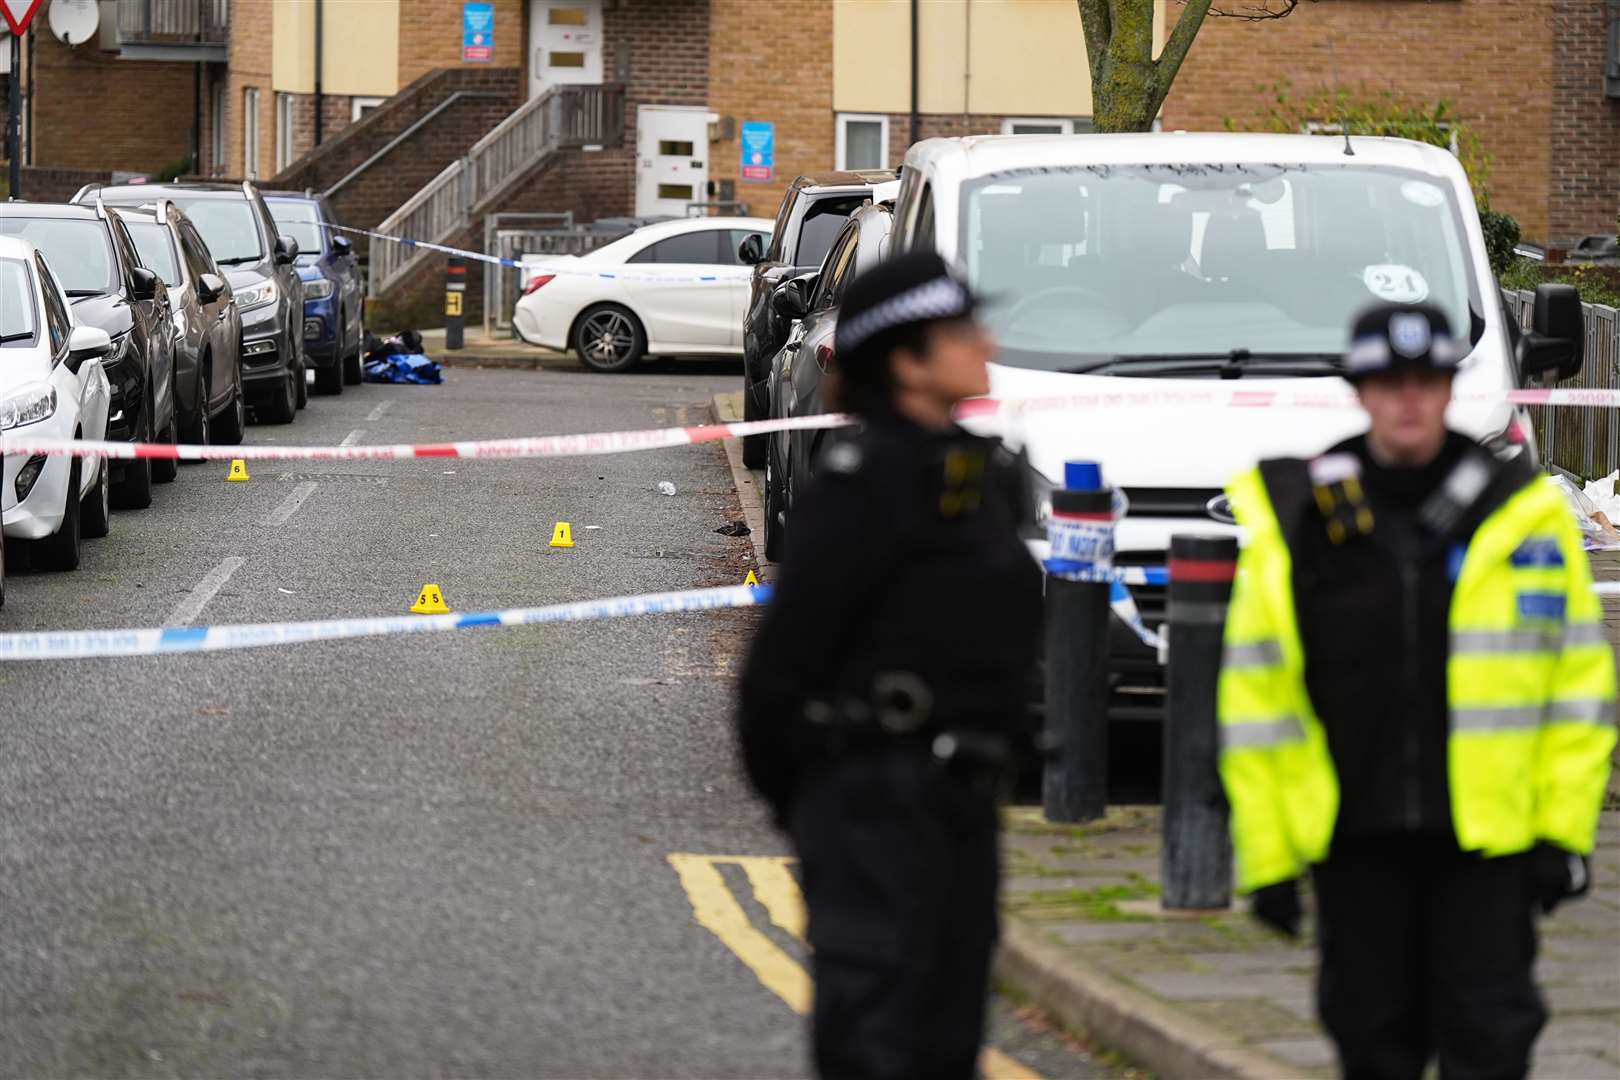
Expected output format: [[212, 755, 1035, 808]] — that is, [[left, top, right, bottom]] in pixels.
[[1219, 465, 1616, 894]]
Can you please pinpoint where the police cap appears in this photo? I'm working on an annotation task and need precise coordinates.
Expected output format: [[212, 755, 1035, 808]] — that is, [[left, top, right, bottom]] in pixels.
[[834, 251, 982, 369], [1345, 302, 1467, 382]]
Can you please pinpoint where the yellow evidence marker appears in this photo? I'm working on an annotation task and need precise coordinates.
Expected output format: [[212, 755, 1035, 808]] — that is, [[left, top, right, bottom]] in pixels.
[[226, 459, 250, 482], [744, 569, 760, 587], [549, 522, 575, 549], [410, 584, 450, 614]]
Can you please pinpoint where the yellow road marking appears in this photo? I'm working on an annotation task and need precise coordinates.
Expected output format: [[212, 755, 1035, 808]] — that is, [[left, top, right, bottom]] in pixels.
[[669, 853, 1046, 1079], [667, 854, 812, 1013]]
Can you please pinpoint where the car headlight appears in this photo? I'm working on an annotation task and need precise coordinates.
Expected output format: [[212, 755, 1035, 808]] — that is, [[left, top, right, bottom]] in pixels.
[[302, 278, 334, 300], [0, 383, 58, 431], [102, 331, 132, 366], [235, 280, 279, 310]]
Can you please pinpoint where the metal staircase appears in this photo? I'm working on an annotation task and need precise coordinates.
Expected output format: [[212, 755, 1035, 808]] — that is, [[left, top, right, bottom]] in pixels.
[[367, 83, 624, 297]]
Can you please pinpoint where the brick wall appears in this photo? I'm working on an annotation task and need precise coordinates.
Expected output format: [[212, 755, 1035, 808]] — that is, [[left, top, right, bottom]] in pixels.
[[11, 167, 114, 203], [23, 33, 197, 175], [398, 0, 526, 87], [227, 0, 275, 181], [1547, 0, 1620, 247], [1162, 0, 1558, 243], [708, 0, 833, 217]]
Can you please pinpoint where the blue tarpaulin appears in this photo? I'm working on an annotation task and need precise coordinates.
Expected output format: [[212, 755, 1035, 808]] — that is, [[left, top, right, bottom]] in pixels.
[[363, 353, 443, 385]]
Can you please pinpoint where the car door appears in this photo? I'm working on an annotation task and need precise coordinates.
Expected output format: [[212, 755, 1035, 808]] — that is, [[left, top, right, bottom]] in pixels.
[[724, 229, 770, 348], [178, 219, 233, 412], [320, 198, 363, 349], [108, 215, 173, 428], [624, 229, 736, 349], [38, 254, 109, 476]]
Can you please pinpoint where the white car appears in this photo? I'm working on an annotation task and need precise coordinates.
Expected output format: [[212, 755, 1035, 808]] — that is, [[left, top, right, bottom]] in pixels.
[[1, 236, 115, 578], [514, 216, 775, 372]]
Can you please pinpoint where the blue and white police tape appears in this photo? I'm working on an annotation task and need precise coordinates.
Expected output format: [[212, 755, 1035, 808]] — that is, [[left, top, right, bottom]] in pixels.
[[324, 223, 750, 285], [0, 584, 771, 662]]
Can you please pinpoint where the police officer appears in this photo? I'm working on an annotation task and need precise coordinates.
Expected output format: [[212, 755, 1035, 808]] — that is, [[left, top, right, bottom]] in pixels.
[[736, 252, 1043, 1078], [1218, 303, 1616, 1080]]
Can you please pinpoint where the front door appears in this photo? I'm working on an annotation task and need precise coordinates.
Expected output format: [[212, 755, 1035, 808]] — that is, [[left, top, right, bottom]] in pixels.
[[635, 105, 710, 219], [528, 0, 603, 101]]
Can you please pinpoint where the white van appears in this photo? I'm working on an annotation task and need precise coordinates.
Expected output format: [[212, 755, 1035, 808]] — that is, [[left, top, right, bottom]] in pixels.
[[890, 132, 1584, 712]]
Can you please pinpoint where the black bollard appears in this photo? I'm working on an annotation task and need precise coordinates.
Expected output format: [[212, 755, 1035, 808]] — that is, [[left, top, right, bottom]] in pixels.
[[1162, 534, 1237, 909], [1043, 487, 1114, 823], [445, 256, 466, 350]]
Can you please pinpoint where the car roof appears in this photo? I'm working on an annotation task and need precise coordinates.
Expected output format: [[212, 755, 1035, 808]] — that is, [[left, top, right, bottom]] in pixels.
[[96, 182, 252, 201], [628, 216, 775, 243], [903, 132, 1463, 180], [0, 201, 103, 220], [791, 170, 898, 192], [0, 235, 38, 259], [261, 191, 321, 203]]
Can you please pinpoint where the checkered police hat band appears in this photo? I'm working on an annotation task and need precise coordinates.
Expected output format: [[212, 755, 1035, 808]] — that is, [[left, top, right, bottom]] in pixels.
[[1346, 334, 1466, 375], [839, 276, 971, 355]]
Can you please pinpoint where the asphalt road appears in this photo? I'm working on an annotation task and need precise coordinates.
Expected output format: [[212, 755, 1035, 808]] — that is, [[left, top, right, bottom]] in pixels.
[[0, 364, 1128, 1078]]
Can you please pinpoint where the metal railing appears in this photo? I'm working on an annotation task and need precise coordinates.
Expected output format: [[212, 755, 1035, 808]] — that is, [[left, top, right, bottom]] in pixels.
[[118, 0, 229, 42], [369, 84, 624, 297], [1504, 288, 1620, 480], [481, 214, 639, 337]]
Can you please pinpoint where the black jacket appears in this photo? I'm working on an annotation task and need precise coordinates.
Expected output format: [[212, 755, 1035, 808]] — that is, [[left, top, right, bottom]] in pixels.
[[1259, 432, 1535, 842], [737, 414, 1045, 819]]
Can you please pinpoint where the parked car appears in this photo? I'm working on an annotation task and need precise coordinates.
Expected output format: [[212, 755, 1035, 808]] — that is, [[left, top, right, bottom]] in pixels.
[[738, 170, 897, 467], [114, 203, 246, 446], [264, 190, 365, 393], [81, 181, 306, 424], [514, 216, 775, 372], [891, 131, 1587, 722], [0, 201, 178, 508], [0, 236, 115, 574], [763, 203, 894, 561]]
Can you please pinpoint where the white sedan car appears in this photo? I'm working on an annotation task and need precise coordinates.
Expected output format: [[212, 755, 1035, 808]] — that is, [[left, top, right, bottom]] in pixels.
[[1, 236, 115, 579], [514, 216, 774, 372]]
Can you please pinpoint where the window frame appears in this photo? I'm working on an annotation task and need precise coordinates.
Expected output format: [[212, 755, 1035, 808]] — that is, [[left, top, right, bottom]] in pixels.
[[0, 256, 42, 349], [351, 96, 385, 123], [275, 92, 296, 173], [36, 254, 72, 360], [243, 87, 262, 180], [1000, 117, 1080, 136], [835, 113, 890, 171]]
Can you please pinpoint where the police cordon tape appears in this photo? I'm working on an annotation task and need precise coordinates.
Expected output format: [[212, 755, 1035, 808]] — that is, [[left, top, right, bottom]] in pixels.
[[4, 387, 1619, 464], [0, 584, 773, 662]]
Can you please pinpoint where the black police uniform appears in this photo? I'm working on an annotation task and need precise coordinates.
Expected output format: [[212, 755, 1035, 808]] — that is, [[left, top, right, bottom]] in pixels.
[[736, 253, 1043, 1078]]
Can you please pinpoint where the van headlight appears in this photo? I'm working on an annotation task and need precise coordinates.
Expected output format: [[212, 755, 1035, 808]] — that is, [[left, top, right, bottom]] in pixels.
[[0, 383, 58, 431], [235, 280, 279, 310], [302, 278, 334, 300]]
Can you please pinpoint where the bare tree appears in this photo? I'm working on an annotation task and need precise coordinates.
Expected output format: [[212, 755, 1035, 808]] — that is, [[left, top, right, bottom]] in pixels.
[[1077, 0, 1305, 132]]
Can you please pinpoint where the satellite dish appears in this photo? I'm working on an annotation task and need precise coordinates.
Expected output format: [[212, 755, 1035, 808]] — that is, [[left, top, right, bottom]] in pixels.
[[48, 0, 99, 46]]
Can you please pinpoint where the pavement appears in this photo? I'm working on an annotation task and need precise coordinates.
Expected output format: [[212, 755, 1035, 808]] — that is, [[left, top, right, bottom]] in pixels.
[[0, 366, 1123, 1077]]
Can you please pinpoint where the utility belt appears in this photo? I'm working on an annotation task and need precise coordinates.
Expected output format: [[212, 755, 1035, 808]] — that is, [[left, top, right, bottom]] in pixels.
[[801, 671, 1018, 773]]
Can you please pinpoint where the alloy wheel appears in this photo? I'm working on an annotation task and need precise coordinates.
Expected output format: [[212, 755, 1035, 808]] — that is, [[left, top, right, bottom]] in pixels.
[[582, 311, 635, 365]]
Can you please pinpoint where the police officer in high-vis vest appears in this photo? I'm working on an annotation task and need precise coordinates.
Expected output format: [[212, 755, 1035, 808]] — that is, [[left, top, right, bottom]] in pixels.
[[1218, 302, 1616, 1080]]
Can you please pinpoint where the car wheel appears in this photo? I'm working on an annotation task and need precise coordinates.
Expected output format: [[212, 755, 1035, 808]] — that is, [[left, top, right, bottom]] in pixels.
[[36, 458, 83, 572], [260, 366, 297, 425], [181, 366, 212, 444], [573, 304, 646, 373], [215, 375, 246, 444], [343, 311, 364, 385], [112, 409, 154, 510], [764, 444, 786, 563], [741, 381, 766, 469], [295, 352, 309, 409], [152, 405, 179, 484], [82, 457, 111, 539]]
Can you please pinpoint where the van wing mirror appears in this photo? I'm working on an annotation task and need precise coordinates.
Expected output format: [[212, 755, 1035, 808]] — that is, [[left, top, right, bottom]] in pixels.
[[1517, 283, 1584, 382]]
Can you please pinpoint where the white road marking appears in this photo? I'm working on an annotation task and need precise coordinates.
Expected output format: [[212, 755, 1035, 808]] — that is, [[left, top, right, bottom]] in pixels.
[[163, 556, 245, 628], [340, 429, 365, 446], [263, 481, 318, 526], [365, 401, 393, 422]]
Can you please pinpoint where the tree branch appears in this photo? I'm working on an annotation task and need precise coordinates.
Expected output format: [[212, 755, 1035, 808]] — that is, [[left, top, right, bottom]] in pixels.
[[1075, 0, 1112, 85], [1208, 0, 1302, 19], [1154, 0, 1213, 98]]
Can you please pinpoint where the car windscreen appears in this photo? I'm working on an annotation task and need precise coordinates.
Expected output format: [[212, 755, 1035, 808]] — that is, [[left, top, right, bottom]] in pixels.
[[796, 195, 868, 268], [166, 198, 265, 264], [960, 164, 1478, 373], [267, 199, 325, 257], [0, 257, 39, 345], [125, 220, 182, 286], [0, 218, 118, 294]]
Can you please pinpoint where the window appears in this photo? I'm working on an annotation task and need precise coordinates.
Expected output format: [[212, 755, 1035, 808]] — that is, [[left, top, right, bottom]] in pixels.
[[243, 88, 261, 179], [1001, 118, 1082, 136], [836, 114, 889, 171], [0, 258, 39, 346], [166, 197, 264, 264], [267, 198, 325, 255], [126, 220, 183, 286], [549, 52, 587, 68], [351, 96, 385, 123], [177, 220, 220, 281], [38, 255, 72, 356], [275, 93, 296, 173], [549, 6, 588, 25], [627, 230, 725, 264], [211, 82, 226, 173], [656, 183, 695, 203], [795, 195, 867, 269], [0, 218, 118, 294], [811, 226, 859, 310], [658, 140, 695, 157]]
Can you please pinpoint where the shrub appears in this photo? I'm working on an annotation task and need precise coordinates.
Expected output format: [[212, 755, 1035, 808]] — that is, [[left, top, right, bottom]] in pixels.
[[1479, 208, 1521, 276], [1500, 258, 1620, 309]]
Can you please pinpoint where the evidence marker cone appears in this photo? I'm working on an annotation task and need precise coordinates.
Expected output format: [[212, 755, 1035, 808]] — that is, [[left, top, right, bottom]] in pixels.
[[410, 584, 450, 614], [550, 522, 575, 549], [744, 569, 760, 587], [226, 459, 250, 482]]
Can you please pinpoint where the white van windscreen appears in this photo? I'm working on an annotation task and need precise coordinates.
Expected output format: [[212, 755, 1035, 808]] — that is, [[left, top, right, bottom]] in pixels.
[[963, 164, 1476, 374]]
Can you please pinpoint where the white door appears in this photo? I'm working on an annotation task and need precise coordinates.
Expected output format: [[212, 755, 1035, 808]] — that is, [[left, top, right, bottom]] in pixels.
[[635, 106, 710, 219], [528, 0, 603, 101]]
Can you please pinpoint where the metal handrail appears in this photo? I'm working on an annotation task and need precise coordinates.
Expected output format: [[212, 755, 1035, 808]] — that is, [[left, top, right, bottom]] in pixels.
[[118, 0, 229, 43], [323, 91, 509, 200], [368, 84, 623, 297], [1504, 287, 1620, 480]]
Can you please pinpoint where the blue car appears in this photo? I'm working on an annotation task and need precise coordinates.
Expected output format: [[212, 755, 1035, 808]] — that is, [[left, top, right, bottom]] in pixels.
[[265, 191, 364, 395]]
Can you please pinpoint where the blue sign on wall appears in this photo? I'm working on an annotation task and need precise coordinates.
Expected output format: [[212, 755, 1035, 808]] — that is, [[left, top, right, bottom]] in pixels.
[[740, 121, 775, 182], [463, 2, 494, 63]]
